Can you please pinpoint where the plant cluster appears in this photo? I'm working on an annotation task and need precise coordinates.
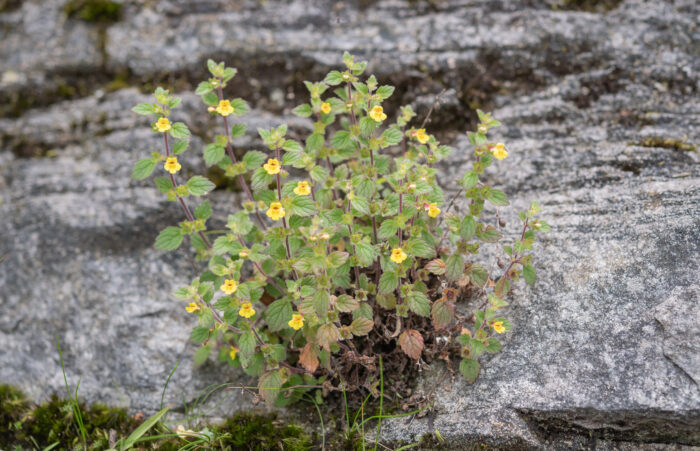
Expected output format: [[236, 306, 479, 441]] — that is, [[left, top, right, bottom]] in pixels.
[[131, 52, 549, 405]]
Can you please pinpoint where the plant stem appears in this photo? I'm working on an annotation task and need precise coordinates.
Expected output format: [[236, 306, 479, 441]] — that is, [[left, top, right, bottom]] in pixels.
[[163, 133, 212, 248], [216, 83, 267, 230]]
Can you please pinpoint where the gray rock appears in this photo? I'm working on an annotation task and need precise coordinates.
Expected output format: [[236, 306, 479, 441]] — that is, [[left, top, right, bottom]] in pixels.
[[1, 0, 699, 448]]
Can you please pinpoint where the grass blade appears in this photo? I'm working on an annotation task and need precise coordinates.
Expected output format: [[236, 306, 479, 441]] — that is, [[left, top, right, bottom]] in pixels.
[[118, 406, 169, 450]]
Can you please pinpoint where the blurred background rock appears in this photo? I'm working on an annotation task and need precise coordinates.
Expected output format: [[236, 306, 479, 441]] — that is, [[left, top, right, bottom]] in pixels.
[[0, 0, 698, 447]]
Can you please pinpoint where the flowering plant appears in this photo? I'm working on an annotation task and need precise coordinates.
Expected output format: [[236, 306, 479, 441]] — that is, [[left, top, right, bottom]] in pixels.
[[131, 53, 549, 405]]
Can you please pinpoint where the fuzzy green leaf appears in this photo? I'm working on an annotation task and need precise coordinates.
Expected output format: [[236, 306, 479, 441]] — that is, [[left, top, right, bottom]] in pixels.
[[445, 254, 464, 282], [459, 358, 480, 384], [265, 299, 293, 332], [350, 317, 374, 336], [186, 176, 216, 196], [170, 122, 190, 139], [406, 291, 430, 317], [204, 144, 225, 166], [132, 158, 155, 180], [154, 227, 183, 251]]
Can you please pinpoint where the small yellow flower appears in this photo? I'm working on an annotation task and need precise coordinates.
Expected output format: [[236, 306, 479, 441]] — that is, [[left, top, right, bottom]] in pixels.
[[491, 143, 508, 161], [415, 128, 430, 144], [266, 202, 285, 221], [288, 313, 304, 330], [293, 180, 311, 196], [321, 102, 331, 114], [176, 424, 196, 439], [492, 321, 506, 334], [164, 156, 181, 174], [220, 279, 238, 295], [156, 117, 171, 132], [229, 346, 238, 360], [390, 248, 407, 264], [427, 203, 441, 218], [215, 99, 235, 116], [369, 105, 387, 122], [478, 124, 488, 134], [238, 302, 256, 318], [239, 249, 249, 258], [263, 158, 281, 175], [185, 302, 200, 313]]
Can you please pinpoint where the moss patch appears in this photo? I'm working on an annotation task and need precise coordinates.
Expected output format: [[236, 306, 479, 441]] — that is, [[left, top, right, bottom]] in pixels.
[[0, 385, 315, 450], [64, 0, 122, 23], [550, 0, 624, 13], [633, 137, 697, 152]]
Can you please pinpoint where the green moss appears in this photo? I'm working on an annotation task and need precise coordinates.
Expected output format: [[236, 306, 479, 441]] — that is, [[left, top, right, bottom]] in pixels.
[[633, 137, 697, 152], [64, 0, 122, 23], [550, 0, 623, 13], [0, 0, 22, 13], [0, 385, 31, 445], [215, 412, 312, 450]]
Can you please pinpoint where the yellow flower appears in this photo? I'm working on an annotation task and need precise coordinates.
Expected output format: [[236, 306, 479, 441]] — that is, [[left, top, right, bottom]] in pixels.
[[293, 180, 311, 196], [164, 156, 181, 174], [229, 346, 238, 360], [321, 102, 331, 114], [220, 279, 238, 295], [215, 99, 234, 116], [492, 321, 505, 334], [427, 203, 441, 218], [266, 202, 285, 221], [491, 143, 508, 161], [288, 313, 304, 330], [176, 424, 196, 439], [369, 105, 387, 122], [185, 302, 200, 313], [239, 249, 249, 258], [156, 117, 171, 132], [415, 128, 430, 144], [390, 248, 407, 264], [263, 158, 281, 175], [238, 302, 256, 318]]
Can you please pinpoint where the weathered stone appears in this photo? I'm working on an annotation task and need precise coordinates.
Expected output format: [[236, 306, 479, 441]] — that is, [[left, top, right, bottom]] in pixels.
[[0, 0, 698, 448]]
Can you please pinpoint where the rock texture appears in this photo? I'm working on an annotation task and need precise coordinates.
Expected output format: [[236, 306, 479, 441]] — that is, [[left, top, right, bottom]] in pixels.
[[1, 0, 698, 448]]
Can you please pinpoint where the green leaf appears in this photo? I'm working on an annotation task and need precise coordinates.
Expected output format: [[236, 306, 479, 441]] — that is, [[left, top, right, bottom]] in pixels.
[[378, 219, 398, 239], [230, 98, 249, 116], [350, 317, 374, 336], [189, 326, 209, 344], [154, 177, 172, 193], [487, 189, 509, 206], [238, 331, 256, 357], [258, 370, 283, 404], [193, 345, 211, 367], [306, 133, 324, 152], [231, 123, 247, 138], [523, 264, 536, 286], [310, 165, 329, 183], [485, 337, 502, 353], [312, 290, 331, 316], [154, 227, 183, 251], [202, 92, 218, 107], [460, 171, 478, 189], [290, 196, 317, 216], [354, 241, 377, 266], [376, 85, 395, 100], [331, 130, 352, 149], [242, 150, 267, 170], [327, 251, 349, 268], [381, 127, 403, 146], [292, 103, 313, 117], [116, 407, 169, 451], [316, 323, 340, 349], [265, 299, 292, 332], [172, 140, 189, 155], [204, 143, 225, 166], [378, 271, 398, 295], [459, 358, 480, 384], [132, 158, 155, 180], [445, 254, 464, 282], [186, 176, 216, 196], [470, 339, 486, 359], [351, 197, 370, 216], [431, 299, 453, 329], [132, 103, 155, 115], [335, 294, 359, 312], [406, 291, 430, 317], [324, 71, 343, 85], [195, 81, 212, 95], [170, 122, 190, 139], [407, 238, 435, 259], [283, 139, 303, 152], [460, 216, 477, 241], [477, 225, 501, 243], [251, 168, 273, 190], [194, 201, 211, 220], [425, 259, 446, 275], [470, 264, 489, 287], [358, 116, 377, 137]]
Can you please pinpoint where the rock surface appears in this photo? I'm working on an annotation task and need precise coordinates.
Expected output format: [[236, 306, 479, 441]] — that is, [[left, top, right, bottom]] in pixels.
[[1, 0, 698, 448]]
